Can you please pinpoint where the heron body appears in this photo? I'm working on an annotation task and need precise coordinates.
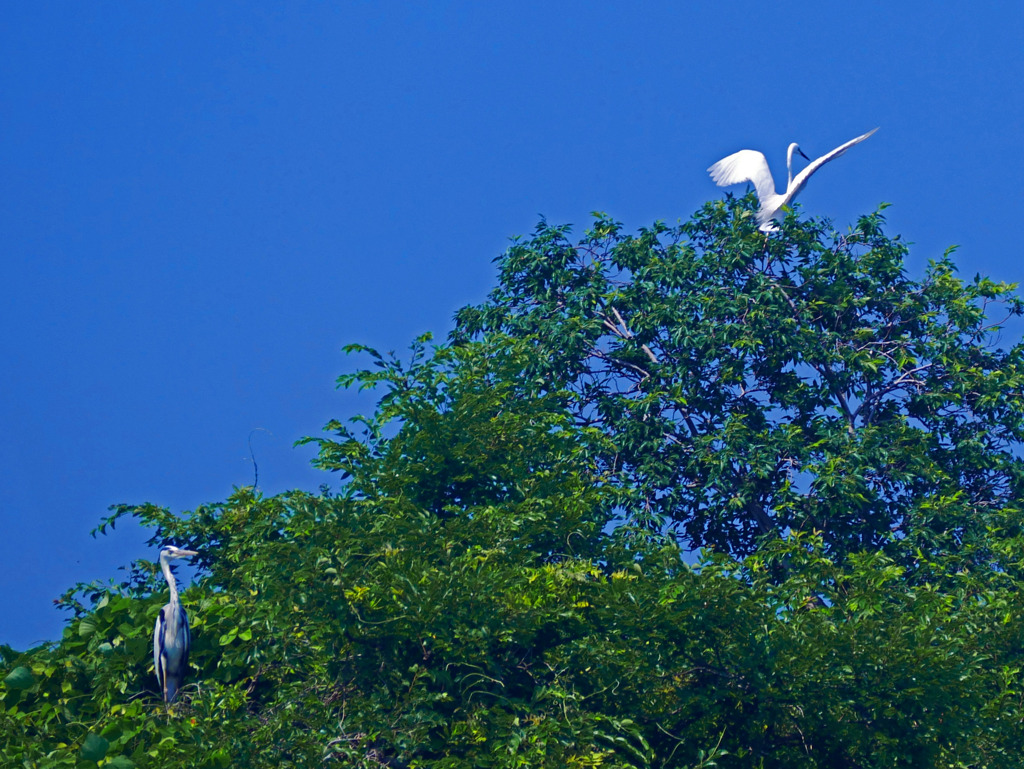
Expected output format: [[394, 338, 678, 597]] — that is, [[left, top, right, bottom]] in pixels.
[[708, 128, 878, 232], [153, 545, 198, 703]]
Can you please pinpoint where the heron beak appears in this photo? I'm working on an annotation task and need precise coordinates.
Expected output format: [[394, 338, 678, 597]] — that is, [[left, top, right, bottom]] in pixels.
[[179, 550, 199, 557]]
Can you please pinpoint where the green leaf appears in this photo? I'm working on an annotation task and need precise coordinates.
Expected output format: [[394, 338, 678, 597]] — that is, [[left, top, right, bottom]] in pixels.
[[3, 665, 33, 689], [79, 732, 109, 761]]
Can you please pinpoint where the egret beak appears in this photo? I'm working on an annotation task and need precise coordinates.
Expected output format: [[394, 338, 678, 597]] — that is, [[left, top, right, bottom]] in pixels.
[[796, 147, 810, 161]]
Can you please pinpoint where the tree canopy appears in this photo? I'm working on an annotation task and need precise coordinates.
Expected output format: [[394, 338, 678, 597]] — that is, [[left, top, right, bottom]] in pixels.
[[3, 196, 1024, 768], [456, 198, 1024, 562]]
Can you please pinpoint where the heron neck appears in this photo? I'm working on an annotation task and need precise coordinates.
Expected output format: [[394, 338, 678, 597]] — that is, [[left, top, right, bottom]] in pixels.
[[161, 558, 180, 606]]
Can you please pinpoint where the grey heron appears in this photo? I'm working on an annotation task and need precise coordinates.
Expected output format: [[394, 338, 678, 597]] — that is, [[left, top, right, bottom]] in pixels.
[[708, 128, 878, 232], [153, 545, 198, 703]]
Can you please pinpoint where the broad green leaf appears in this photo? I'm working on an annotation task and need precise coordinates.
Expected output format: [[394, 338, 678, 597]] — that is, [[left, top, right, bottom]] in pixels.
[[79, 732, 109, 761], [3, 665, 33, 689]]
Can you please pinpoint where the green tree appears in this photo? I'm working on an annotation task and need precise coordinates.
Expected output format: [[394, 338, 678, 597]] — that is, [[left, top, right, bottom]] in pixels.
[[2, 199, 1023, 768], [455, 195, 1024, 563]]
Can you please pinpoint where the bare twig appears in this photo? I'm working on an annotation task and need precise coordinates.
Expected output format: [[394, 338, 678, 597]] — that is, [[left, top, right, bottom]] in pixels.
[[247, 428, 273, 491]]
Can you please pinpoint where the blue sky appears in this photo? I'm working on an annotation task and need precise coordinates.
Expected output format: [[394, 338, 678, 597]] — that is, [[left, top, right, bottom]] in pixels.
[[3, 3, 1023, 649]]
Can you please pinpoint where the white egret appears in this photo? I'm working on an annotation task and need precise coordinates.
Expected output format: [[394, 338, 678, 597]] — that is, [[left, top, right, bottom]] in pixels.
[[708, 128, 878, 232], [153, 545, 199, 703]]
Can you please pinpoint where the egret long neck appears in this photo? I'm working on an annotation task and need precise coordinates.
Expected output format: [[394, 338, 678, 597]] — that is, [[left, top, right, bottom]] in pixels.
[[786, 144, 796, 188], [161, 557, 180, 606]]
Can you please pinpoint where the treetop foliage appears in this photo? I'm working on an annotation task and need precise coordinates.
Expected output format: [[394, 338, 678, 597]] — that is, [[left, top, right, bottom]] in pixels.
[[3, 196, 1024, 767], [455, 195, 1024, 564]]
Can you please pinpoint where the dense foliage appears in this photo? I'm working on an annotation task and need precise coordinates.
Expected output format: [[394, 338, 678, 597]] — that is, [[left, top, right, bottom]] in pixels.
[[3, 197, 1023, 767], [456, 197, 1024, 561]]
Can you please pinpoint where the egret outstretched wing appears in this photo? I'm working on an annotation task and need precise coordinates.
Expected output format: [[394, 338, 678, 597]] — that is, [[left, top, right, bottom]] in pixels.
[[707, 149, 777, 205], [788, 127, 878, 200]]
